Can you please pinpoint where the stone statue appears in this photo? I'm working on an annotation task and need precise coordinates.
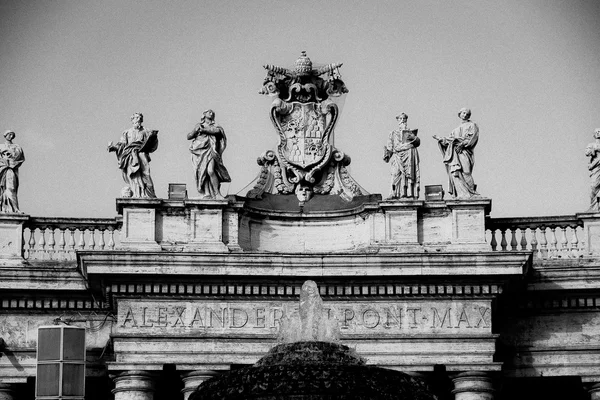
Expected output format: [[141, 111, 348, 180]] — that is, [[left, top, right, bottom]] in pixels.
[[585, 128, 600, 210], [433, 108, 480, 199], [383, 113, 420, 199], [0, 130, 25, 213], [187, 109, 231, 200], [108, 113, 158, 198], [278, 280, 339, 343]]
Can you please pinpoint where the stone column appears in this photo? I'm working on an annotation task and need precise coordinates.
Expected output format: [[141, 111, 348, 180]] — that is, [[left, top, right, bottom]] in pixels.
[[181, 371, 218, 400], [112, 371, 155, 400], [451, 372, 495, 400], [587, 383, 600, 400], [0, 384, 15, 400]]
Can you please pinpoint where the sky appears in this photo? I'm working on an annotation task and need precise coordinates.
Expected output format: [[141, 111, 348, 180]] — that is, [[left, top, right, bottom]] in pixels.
[[0, 0, 599, 218]]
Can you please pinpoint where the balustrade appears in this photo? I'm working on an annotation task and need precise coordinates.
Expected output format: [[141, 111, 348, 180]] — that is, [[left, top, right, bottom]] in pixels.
[[23, 217, 121, 261], [486, 216, 583, 259]]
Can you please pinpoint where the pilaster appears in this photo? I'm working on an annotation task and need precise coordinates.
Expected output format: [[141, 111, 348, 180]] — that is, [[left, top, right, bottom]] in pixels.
[[112, 371, 155, 400], [451, 372, 495, 400]]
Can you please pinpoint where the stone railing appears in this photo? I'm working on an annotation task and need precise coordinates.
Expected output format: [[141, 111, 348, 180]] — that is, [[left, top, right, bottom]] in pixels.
[[23, 217, 121, 261], [486, 215, 584, 259]]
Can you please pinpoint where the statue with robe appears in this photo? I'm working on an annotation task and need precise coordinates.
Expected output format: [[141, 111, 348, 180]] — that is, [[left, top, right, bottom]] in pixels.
[[433, 108, 480, 199], [187, 109, 231, 200], [585, 128, 600, 211], [0, 130, 25, 213], [384, 113, 420, 199], [108, 113, 158, 198]]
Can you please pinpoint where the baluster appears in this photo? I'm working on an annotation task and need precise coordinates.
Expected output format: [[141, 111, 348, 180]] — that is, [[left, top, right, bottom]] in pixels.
[[108, 229, 115, 250], [560, 227, 569, 257], [22, 229, 31, 259], [490, 229, 497, 251], [530, 228, 539, 258], [500, 229, 508, 251], [77, 229, 86, 250], [520, 228, 528, 250], [539, 226, 548, 259], [510, 228, 518, 251], [571, 226, 580, 258], [68, 228, 76, 252], [549, 227, 558, 258], [88, 229, 96, 250], [47, 228, 56, 251], [38, 228, 46, 259], [98, 229, 106, 250], [29, 228, 36, 256], [58, 229, 66, 252]]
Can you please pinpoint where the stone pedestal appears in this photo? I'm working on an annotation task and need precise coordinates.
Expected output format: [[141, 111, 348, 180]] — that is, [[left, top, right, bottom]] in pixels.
[[183, 200, 229, 252], [447, 199, 491, 251], [0, 384, 15, 400], [451, 372, 494, 400], [112, 371, 155, 400], [0, 214, 27, 261], [378, 200, 423, 246], [577, 212, 600, 256], [118, 199, 162, 251], [181, 371, 218, 400]]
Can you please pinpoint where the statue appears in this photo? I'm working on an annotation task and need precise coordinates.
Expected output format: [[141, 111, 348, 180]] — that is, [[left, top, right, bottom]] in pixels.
[[383, 113, 420, 199], [278, 280, 339, 343], [0, 130, 25, 213], [585, 128, 600, 210], [187, 109, 231, 199], [247, 51, 366, 203], [433, 108, 480, 199], [108, 113, 158, 198]]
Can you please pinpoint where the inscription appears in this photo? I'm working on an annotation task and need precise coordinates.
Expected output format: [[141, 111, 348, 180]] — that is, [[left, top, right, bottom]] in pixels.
[[117, 300, 492, 336]]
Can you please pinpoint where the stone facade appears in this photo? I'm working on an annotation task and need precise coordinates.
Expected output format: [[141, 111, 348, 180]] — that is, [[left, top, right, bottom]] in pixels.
[[0, 196, 599, 399]]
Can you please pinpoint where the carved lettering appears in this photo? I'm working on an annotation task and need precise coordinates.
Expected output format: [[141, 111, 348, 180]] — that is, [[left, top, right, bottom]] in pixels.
[[271, 308, 283, 328], [384, 307, 402, 329], [475, 307, 490, 328], [255, 308, 265, 328], [230, 308, 248, 328], [156, 307, 168, 327], [342, 308, 354, 328], [141, 307, 153, 327], [120, 307, 137, 327], [455, 308, 472, 328], [189, 307, 205, 328], [431, 308, 452, 328], [171, 307, 186, 327], [209, 308, 226, 328], [362, 309, 380, 329], [406, 307, 421, 328]]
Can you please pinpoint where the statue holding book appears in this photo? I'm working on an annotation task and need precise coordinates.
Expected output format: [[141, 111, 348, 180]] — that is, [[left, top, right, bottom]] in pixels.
[[383, 113, 420, 199]]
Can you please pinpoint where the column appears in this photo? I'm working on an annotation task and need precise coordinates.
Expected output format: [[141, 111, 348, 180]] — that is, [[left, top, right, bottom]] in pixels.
[[0, 384, 15, 400], [451, 372, 495, 400], [587, 383, 600, 400], [181, 371, 218, 400], [112, 371, 155, 400]]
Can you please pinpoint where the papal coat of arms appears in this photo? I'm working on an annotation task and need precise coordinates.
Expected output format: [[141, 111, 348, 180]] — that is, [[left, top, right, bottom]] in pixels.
[[247, 52, 365, 202]]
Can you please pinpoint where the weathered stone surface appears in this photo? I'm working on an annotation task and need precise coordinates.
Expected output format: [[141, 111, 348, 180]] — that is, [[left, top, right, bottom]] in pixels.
[[384, 113, 421, 200], [0, 130, 24, 213]]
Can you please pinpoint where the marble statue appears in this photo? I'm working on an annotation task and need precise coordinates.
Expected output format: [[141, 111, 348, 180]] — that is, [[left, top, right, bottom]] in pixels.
[[108, 113, 158, 198], [248, 52, 366, 203], [433, 108, 480, 199], [278, 280, 340, 343], [585, 128, 600, 210], [187, 109, 231, 200], [0, 130, 25, 213], [383, 113, 420, 199]]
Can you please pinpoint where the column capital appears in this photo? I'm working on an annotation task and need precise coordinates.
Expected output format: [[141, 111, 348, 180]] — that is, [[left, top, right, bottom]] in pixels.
[[451, 371, 495, 399], [181, 370, 219, 400], [587, 382, 600, 400], [112, 370, 156, 397], [0, 383, 15, 400]]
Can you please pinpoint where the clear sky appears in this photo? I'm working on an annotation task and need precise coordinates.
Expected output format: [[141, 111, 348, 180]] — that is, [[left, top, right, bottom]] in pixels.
[[1, 0, 599, 218]]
